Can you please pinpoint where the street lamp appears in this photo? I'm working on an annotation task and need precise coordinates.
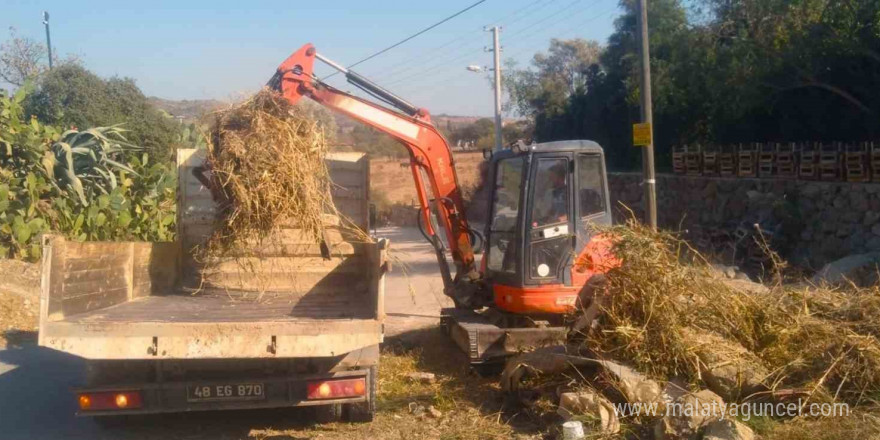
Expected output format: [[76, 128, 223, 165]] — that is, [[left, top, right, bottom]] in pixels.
[[43, 11, 53, 70], [465, 63, 503, 151]]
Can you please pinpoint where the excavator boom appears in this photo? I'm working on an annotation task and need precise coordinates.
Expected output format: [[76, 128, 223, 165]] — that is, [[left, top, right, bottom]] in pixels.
[[269, 44, 481, 303]]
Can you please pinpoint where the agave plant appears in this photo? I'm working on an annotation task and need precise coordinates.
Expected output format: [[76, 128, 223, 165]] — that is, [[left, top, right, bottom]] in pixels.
[[42, 125, 142, 206]]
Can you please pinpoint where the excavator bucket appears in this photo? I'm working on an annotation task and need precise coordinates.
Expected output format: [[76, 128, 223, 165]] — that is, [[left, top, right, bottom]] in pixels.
[[266, 44, 316, 104]]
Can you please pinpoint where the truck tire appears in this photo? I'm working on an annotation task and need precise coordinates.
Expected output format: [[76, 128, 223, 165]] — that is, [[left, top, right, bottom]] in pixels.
[[344, 366, 377, 423], [314, 402, 344, 424]]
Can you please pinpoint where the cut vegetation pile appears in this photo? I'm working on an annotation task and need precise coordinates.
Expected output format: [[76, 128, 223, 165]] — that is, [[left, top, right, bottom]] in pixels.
[[201, 89, 336, 258], [587, 220, 880, 406]]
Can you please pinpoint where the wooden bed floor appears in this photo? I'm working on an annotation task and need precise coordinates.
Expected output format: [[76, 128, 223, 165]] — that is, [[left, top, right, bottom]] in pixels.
[[63, 289, 374, 323]]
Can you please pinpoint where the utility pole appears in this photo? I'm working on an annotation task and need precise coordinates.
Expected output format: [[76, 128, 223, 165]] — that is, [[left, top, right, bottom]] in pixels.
[[43, 11, 53, 70], [488, 26, 503, 151], [637, 0, 657, 229]]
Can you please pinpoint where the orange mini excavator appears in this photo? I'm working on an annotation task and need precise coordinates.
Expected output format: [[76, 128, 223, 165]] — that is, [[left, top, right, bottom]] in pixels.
[[269, 44, 618, 368]]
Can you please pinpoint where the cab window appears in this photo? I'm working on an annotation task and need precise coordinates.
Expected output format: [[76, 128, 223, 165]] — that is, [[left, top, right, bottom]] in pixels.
[[577, 154, 605, 218], [530, 159, 570, 227], [487, 158, 523, 273]]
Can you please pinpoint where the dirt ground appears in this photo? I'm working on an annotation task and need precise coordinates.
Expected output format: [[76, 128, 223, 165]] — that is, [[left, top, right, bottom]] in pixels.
[[0, 290, 38, 349], [370, 152, 485, 207]]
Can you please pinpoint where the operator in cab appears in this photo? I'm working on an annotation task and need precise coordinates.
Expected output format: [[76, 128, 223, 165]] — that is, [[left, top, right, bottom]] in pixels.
[[535, 162, 569, 226]]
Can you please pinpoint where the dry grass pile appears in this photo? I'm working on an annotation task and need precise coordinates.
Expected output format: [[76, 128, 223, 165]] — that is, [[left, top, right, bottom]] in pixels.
[[201, 89, 336, 257], [588, 219, 880, 406]]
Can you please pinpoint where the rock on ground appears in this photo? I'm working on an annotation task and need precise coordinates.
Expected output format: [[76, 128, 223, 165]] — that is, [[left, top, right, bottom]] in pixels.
[[405, 372, 436, 384], [702, 419, 755, 440], [811, 252, 880, 287], [684, 329, 769, 401], [654, 389, 725, 440], [596, 359, 670, 409], [426, 405, 442, 419], [557, 390, 620, 434]]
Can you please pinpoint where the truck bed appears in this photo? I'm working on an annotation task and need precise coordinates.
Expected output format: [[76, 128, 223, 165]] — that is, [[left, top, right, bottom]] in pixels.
[[62, 288, 374, 323], [39, 150, 386, 361], [38, 233, 386, 360]]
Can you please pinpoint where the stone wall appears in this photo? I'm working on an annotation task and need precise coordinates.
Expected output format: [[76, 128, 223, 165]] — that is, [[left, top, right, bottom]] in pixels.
[[608, 173, 880, 268]]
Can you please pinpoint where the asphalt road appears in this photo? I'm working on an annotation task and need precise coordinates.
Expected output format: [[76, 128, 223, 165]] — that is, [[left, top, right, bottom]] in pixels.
[[0, 226, 454, 440]]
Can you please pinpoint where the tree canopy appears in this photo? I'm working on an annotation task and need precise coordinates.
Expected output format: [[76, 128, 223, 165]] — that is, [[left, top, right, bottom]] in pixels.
[[0, 27, 79, 87], [506, 0, 880, 171], [24, 64, 180, 162]]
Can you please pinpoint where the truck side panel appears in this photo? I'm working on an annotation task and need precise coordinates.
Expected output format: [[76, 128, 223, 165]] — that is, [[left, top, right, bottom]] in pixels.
[[41, 237, 179, 321]]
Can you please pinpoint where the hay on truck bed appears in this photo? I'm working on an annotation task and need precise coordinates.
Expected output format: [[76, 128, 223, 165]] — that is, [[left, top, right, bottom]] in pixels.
[[203, 89, 333, 253], [195, 89, 366, 292]]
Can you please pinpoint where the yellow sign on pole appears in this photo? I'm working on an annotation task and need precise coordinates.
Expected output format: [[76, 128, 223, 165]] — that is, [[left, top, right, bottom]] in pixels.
[[633, 122, 652, 146]]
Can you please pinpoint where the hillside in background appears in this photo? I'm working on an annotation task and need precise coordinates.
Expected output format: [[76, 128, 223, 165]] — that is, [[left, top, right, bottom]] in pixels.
[[148, 97, 509, 128], [331, 112, 519, 133], [148, 97, 526, 157], [147, 97, 227, 122]]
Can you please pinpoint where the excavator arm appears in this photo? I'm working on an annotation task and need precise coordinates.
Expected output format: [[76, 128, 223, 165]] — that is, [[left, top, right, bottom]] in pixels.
[[268, 44, 483, 304]]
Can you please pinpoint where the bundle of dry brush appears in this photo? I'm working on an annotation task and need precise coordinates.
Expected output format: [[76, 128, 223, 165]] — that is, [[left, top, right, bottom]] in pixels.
[[199, 89, 336, 259], [586, 220, 880, 407]]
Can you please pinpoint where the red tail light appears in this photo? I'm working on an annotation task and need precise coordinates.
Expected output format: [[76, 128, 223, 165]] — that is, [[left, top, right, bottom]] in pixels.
[[306, 378, 366, 400], [78, 391, 143, 411]]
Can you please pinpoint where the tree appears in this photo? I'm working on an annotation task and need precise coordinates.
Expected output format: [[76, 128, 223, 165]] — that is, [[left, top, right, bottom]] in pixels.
[[502, 120, 534, 144], [24, 65, 180, 162], [0, 27, 78, 87], [505, 39, 603, 119], [505, 0, 880, 171], [450, 118, 496, 150]]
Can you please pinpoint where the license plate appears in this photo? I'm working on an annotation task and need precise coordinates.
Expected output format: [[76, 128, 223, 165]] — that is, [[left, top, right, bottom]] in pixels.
[[187, 383, 265, 402]]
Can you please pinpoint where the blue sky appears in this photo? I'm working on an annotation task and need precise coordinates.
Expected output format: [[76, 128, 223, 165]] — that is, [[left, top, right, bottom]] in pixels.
[[2, 0, 622, 116]]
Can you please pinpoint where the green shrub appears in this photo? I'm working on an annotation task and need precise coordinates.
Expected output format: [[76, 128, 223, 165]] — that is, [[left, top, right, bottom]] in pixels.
[[23, 65, 180, 163], [0, 86, 176, 261]]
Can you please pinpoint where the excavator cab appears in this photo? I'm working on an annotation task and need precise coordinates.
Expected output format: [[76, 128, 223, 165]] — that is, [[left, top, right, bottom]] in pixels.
[[482, 140, 612, 315]]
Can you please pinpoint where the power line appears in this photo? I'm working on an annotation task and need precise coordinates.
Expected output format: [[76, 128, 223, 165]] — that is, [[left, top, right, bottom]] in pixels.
[[391, 4, 612, 91], [503, 0, 584, 40], [323, 0, 487, 80], [486, 0, 557, 28], [382, 45, 486, 88], [381, 0, 586, 88], [373, 0, 555, 81], [504, 7, 617, 58], [392, 7, 618, 94], [503, 0, 608, 53], [395, 9, 618, 115]]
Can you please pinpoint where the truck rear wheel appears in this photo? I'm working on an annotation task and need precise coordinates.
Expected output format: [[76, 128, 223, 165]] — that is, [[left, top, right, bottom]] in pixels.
[[314, 402, 344, 423], [344, 366, 377, 423]]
